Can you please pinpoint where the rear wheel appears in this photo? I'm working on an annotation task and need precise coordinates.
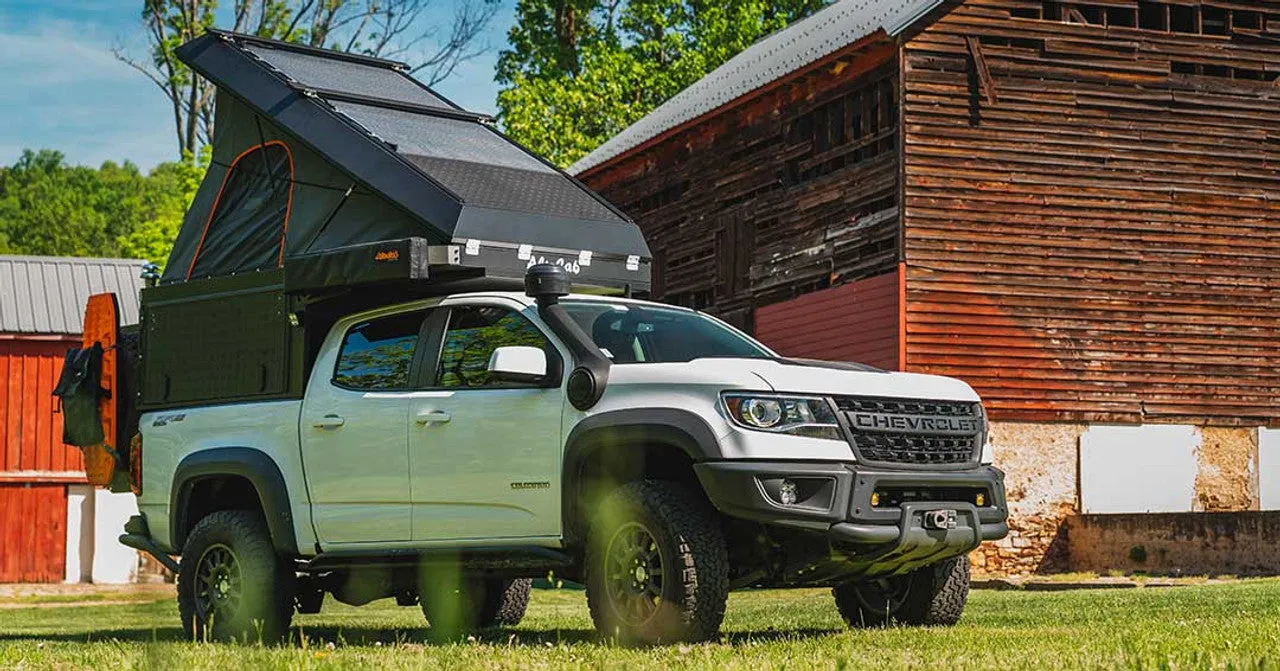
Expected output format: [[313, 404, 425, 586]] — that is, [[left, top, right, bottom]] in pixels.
[[177, 510, 295, 642], [420, 577, 532, 638], [585, 480, 729, 645], [833, 556, 970, 628]]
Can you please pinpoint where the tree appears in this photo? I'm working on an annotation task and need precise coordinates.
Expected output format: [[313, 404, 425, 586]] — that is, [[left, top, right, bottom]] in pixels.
[[117, 0, 501, 159], [0, 150, 201, 266], [496, 0, 829, 168]]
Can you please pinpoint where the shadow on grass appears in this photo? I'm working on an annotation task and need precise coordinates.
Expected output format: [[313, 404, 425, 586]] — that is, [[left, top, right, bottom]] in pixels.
[[0, 625, 845, 647]]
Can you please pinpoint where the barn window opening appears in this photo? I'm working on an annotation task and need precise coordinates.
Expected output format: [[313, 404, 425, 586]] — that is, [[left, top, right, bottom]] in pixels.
[[1169, 4, 1197, 33], [1233, 11, 1263, 31], [1138, 2, 1168, 31], [1106, 7, 1137, 28], [186, 141, 295, 280], [1202, 5, 1227, 34], [1076, 5, 1104, 25], [1011, 6, 1042, 20]]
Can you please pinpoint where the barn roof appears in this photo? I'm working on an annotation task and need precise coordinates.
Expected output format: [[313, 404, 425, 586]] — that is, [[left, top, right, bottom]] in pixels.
[[0, 256, 146, 335], [568, 0, 951, 176]]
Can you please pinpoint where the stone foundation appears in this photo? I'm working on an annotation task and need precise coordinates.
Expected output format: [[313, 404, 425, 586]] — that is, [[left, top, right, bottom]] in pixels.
[[1066, 512, 1280, 576], [973, 422, 1267, 577]]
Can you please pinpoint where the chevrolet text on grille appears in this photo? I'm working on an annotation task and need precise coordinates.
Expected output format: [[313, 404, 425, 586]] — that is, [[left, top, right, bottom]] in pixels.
[[849, 413, 981, 435]]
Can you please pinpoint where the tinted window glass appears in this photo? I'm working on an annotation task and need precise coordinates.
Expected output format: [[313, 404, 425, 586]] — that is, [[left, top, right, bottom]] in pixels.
[[334, 311, 425, 390], [438, 306, 550, 388], [560, 301, 771, 364]]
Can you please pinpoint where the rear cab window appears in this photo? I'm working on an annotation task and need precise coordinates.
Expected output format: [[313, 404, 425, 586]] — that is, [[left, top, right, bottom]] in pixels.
[[333, 310, 427, 390]]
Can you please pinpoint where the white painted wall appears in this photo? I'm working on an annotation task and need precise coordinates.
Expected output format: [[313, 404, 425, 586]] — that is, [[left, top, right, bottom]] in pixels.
[[64, 485, 95, 583], [89, 490, 139, 584], [1079, 425, 1198, 513], [1260, 428, 1280, 510]]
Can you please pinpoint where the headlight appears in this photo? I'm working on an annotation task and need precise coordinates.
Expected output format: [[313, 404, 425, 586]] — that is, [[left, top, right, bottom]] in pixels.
[[722, 394, 842, 441]]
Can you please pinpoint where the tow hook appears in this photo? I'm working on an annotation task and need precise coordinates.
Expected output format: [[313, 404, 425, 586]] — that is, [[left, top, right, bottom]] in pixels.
[[923, 509, 958, 530]]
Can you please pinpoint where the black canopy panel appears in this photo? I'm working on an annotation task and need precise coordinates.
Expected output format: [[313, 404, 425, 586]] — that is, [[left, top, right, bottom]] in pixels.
[[164, 30, 650, 292]]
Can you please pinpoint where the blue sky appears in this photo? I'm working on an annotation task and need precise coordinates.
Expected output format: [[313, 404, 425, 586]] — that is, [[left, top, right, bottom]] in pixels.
[[0, 0, 516, 171]]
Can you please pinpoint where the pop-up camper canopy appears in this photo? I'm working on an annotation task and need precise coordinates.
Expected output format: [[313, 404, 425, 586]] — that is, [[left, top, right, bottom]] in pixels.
[[164, 30, 650, 292]]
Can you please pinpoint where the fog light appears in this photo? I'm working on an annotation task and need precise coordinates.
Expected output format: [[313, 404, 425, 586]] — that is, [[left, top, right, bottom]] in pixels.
[[870, 492, 880, 507], [975, 492, 986, 507], [779, 480, 798, 506]]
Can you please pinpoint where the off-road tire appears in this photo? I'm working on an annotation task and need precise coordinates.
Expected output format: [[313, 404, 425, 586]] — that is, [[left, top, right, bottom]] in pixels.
[[420, 577, 532, 638], [833, 556, 970, 628], [177, 510, 295, 642], [585, 480, 729, 645]]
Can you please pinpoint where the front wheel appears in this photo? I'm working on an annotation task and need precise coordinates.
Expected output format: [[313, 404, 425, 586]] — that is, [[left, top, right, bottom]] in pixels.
[[833, 556, 970, 628], [176, 510, 295, 642], [585, 480, 729, 645]]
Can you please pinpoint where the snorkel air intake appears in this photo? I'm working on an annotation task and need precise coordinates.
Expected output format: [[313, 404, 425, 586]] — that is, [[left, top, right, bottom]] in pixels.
[[525, 264, 611, 410]]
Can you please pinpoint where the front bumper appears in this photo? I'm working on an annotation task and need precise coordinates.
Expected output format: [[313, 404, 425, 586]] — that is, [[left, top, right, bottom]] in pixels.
[[694, 461, 1008, 578]]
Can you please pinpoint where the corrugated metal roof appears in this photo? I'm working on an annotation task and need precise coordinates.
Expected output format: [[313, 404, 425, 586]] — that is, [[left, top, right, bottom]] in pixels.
[[568, 0, 947, 175], [0, 256, 147, 335]]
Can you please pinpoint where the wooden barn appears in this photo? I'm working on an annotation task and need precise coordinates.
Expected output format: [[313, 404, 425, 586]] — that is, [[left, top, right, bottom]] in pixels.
[[0, 255, 145, 583], [572, 0, 1280, 575]]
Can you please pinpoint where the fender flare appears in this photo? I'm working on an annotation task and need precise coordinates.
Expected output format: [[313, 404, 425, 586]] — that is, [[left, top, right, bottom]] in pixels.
[[170, 447, 299, 556], [561, 408, 723, 544]]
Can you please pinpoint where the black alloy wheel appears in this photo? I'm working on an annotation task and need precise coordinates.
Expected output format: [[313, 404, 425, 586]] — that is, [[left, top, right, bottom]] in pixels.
[[194, 543, 243, 624], [603, 522, 666, 627]]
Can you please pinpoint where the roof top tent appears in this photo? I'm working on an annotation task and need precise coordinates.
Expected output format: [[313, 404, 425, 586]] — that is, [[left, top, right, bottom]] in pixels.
[[138, 30, 651, 411], [164, 29, 649, 293]]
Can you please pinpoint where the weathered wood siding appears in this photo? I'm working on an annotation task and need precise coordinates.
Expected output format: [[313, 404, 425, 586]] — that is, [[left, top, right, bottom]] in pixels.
[[754, 268, 902, 370], [1, 338, 85, 476], [582, 41, 904, 326], [902, 0, 1280, 425]]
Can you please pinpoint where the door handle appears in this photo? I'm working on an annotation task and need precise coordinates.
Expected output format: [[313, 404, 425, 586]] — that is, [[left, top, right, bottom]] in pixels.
[[415, 410, 452, 425], [313, 414, 345, 429]]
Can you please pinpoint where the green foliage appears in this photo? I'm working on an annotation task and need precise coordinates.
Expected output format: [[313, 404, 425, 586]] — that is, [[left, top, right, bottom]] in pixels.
[[0, 149, 203, 266], [497, 0, 830, 167]]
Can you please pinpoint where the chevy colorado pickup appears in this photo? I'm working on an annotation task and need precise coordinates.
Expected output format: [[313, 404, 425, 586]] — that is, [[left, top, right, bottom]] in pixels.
[[56, 29, 1008, 646], [118, 264, 1007, 644]]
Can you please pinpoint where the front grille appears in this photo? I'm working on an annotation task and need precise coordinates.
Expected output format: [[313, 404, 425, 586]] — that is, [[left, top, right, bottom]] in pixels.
[[834, 396, 982, 466]]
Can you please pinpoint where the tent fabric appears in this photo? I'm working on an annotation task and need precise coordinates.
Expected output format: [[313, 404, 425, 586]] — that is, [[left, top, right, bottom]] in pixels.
[[187, 141, 294, 280], [164, 31, 650, 288]]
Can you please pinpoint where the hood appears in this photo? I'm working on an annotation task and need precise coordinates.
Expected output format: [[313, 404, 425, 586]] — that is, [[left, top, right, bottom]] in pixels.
[[740, 358, 980, 402]]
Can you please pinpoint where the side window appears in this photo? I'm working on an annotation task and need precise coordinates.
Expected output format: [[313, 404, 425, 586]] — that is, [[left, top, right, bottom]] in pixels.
[[333, 310, 426, 390], [437, 306, 551, 388]]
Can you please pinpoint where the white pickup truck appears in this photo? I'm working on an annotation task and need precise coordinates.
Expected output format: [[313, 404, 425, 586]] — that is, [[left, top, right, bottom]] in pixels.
[[117, 263, 1008, 644]]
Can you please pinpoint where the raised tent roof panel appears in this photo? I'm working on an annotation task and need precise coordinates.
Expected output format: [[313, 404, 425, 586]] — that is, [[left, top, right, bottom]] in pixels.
[[164, 31, 649, 291]]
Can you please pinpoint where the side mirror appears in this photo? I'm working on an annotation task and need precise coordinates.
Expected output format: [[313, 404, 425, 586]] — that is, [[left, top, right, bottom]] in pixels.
[[488, 346, 548, 384]]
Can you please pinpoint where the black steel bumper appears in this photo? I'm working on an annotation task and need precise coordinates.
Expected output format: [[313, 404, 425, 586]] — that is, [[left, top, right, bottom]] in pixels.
[[694, 461, 1008, 576]]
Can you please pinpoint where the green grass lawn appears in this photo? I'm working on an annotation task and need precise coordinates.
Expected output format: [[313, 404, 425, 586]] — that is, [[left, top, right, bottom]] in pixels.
[[3, 580, 1280, 669]]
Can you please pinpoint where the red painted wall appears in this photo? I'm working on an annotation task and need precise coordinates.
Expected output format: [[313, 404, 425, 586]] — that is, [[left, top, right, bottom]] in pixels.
[[754, 268, 902, 371], [0, 337, 85, 476], [0, 483, 68, 582]]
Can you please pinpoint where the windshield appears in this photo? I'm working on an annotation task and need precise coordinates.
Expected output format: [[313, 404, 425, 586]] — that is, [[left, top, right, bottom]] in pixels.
[[560, 301, 772, 364]]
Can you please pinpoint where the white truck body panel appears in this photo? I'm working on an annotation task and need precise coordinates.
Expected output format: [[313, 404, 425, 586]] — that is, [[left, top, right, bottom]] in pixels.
[[138, 399, 317, 554]]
